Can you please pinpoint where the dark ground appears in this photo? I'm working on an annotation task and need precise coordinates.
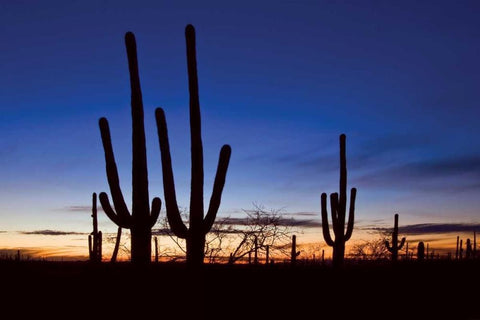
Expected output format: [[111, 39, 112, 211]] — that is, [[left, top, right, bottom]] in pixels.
[[2, 259, 479, 319]]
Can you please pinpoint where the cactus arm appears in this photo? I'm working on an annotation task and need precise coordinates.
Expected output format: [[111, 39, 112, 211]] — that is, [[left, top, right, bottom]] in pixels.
[[99, 192, 132, 228], [155, 108, 188, 238], [98, 118, 131, 221], [204, 144, 232, 233], [149, 197, 162, 228], [185, 24, 205, 227], [398, 237, 406, 250], [344, 187, 356, 241], [385, 240, 393, 252], [321, 193, 335, 246], [125, 32, 150, 220], [88, 234, 93, 257]]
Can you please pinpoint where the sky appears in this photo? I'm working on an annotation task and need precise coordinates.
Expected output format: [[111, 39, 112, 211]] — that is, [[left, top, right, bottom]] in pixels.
[[1, 0, 480, 260]]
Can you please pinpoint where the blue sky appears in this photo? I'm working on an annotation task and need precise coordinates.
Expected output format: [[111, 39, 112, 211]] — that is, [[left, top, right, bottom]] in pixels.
[[1, 0, 480, 243]]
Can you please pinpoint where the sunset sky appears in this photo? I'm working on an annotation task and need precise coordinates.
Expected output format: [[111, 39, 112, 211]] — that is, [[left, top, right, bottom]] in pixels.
[[1, 0, 479, 260]]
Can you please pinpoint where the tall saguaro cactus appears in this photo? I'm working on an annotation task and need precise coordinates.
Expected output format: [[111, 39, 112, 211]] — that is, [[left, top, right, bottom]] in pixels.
[[155, 25, 232, 267], [385, 213, 406, 261], [98, 32, 161, 264], [88, 192, 102, 262], [321, 134, 357, 268]]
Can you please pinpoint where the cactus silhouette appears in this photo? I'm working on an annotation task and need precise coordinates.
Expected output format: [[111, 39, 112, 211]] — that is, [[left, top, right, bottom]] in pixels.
[[88, 192, 102, 263], [110, 227, 122, 263], [385, 213, 406, 261], [474, 231, 477, 258], [417, 241, 425, 261], [291, 235, 300, 264], [98, 32, 161, 264], [466, 238, 472, 259], [155, 24, 232, 267], [456, 236, 460, 260], [321, 134, 357, 268]]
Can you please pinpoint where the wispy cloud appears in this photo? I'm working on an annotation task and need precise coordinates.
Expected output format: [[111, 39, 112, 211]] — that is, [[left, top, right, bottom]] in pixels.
[[367, 223, 480, 235], [354, 154, 480, 192], [217, 216, 322, 228], [286, 211, 318, 217], [19, 230, 87, 236], [281, 133, 433, 171], [64, 206, 104, 213]]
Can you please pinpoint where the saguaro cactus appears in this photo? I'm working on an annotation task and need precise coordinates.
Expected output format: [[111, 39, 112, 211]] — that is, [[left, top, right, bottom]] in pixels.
[[98, 32, 161, 264], [385, 213, 406, 261], [456, 236, 460, 260], [417, 242, 425, 261], [291, 235, 301, 264], [88, 192, 102, 263], [321, 134, 357, 268], [474, 231, 477, 258], [155, 25, 232, 267]]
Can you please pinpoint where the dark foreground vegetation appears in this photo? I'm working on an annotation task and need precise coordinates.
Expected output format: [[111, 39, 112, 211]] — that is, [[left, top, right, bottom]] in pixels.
[[2, 259, 479, 319]]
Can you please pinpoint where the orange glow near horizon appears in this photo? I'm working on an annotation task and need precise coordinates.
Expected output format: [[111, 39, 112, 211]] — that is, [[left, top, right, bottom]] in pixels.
[[1, 228, 476, 262]]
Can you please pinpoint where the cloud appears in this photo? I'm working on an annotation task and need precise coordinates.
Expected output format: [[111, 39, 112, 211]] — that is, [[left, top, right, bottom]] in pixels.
[[367, 223, 480, 235], [354, 154, 480, 192], [19, 230, 87, 236], [285, 133, 433, 172], [287, 211, 318, 217], [217, 216, 322, 228], [64, 206, 104, 213]]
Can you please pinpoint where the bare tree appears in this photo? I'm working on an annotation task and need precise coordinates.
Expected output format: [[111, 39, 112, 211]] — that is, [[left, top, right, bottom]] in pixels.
[[350, 229, 391, 261], [153, 208, 235, 263], [227, 204, 296, 264], [151, 204, 298, 264]]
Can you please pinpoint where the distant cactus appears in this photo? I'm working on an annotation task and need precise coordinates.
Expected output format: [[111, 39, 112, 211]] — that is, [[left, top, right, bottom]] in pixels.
[[88, 192, 102, 263], [474, 231, 477, 258], [460, 239, 464, 259], [385, 213, 406, 262], [466, 239, 472, 259], [456, 236, 460, 260], [321, 134, 357, 268], [155, 25, 231, 267], [417, 242, 425, 261], [291, 235, 301, 264], [98, 32, 161, 264]]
